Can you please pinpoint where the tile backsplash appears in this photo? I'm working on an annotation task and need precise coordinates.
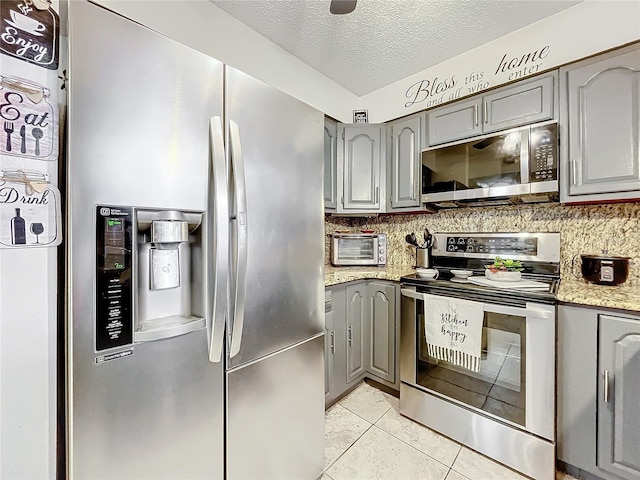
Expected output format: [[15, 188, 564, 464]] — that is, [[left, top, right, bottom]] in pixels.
[[325, 202, 640, 286]]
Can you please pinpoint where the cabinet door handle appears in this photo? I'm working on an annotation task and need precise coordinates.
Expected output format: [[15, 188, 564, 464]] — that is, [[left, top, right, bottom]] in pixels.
[[571, 158, 578, 186], [474, 104, 479, 127], [603, 370, 610, 403], [375, 186, 379, 204], [347, 326, 353, 345], [330, 331, 335, 353], [483, 101, 488, 124]]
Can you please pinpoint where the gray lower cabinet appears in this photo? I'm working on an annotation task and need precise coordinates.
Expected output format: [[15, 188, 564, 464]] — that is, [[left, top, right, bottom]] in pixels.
[[558, 304, 640, 480], [324, 118, 338, 210], [325, 287, 346, 404], [366, 281, 396, 383], [325, 280, 398, 407], [598, 314, 640, 480], [346, 283, 367, 383], [427, 71, 556, 146], [388, 114, 423, 211], [324, 290, 335, 399], [560, 44, 640, 203]]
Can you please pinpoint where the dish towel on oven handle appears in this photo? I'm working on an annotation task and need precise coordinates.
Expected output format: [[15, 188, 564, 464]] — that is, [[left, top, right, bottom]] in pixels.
[[422, 293, 484, 372]]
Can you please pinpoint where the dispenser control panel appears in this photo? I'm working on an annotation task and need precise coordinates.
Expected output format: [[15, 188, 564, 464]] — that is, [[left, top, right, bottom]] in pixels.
[[96, 205, 133, 351]]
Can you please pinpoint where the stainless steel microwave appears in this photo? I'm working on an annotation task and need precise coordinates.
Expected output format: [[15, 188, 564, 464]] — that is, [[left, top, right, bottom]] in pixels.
[[421, 121, 558, 207], [330, 233, 387, 266]]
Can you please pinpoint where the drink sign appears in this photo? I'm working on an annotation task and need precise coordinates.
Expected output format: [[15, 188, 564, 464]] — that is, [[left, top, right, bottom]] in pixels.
[[0, 75, 57, 160], [0, 170, 62, 248], [1, 0, 59, 69]]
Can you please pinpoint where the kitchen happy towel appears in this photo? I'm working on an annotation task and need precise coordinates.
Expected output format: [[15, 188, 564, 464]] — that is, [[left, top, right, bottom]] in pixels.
[[423, 294, 484, 372]]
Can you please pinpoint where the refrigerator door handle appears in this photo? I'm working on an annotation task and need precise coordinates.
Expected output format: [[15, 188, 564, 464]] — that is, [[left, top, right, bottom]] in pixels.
[[208, 117, 229, 363], [229, 119, 248, 358]]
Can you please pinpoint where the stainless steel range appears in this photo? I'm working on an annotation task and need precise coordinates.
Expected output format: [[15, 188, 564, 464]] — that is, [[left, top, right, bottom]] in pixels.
[[400, 232, 560, 480]]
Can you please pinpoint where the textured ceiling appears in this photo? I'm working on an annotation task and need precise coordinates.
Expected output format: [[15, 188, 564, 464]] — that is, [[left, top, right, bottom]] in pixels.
[[212, 0, 582, 96]]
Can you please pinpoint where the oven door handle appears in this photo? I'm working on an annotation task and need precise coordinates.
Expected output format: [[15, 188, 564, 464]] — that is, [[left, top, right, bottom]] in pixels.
[[484, 303, 553, 320], [400, 288, 553, 320], [400, 288, 424, 300]]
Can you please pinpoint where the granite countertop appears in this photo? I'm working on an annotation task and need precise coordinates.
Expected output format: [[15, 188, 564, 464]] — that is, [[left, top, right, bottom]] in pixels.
[[557, 278, 640, 313], [324, 264, 416, 286], [325, 265, 640, 313]]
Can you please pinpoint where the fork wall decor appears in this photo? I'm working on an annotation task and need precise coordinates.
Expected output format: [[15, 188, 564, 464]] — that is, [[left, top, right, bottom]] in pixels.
[[0, 75, 57, 160]]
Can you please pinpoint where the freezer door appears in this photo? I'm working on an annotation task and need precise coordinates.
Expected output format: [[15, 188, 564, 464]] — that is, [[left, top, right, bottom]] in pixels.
[[226, 334, 325, 479], [226, 67, 325, 368], [67, 2, 223, 478]]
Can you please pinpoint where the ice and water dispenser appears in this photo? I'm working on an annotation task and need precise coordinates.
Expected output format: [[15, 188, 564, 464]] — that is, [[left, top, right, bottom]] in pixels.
[[95, 206, 206, 351]]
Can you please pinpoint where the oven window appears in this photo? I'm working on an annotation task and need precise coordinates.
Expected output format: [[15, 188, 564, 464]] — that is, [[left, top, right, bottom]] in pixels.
[[337, 238, 375, 261], [416, 299, 526, 427]]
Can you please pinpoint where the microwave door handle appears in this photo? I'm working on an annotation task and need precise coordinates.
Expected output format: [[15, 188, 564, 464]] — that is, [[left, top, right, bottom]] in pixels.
[[520, 128, 530, 185], [208, 117, 229, 363], [229, 119, 248, 359]]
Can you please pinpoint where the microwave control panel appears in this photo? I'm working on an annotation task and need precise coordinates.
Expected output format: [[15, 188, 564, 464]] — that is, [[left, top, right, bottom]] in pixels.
[[530, 123, 558, 182], [95, 205, 133, 351]]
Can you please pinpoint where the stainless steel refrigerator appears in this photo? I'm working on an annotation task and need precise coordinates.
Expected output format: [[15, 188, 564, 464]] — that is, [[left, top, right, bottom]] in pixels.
[[66, 2, 325, 478]]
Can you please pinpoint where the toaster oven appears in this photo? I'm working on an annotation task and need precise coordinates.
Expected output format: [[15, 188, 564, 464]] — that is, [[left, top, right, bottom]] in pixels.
[[330, 233, 387, 266]]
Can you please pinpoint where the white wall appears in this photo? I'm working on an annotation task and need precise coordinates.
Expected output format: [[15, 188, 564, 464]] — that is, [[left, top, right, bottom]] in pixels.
[[0, 249, 58, 479], [0, 2, 61, 476], [92, 0, 358, 122], [94, 0, 639, 124], [362, 0, 640, 122]]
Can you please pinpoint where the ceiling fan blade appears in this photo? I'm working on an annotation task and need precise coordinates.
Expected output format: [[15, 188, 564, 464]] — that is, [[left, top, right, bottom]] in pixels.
[[330, 0, 357, 14]]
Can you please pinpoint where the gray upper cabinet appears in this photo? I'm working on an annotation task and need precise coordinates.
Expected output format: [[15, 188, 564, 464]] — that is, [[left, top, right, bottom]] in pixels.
[[561, 45, 640, 202], [598, 314, 640, 480], [366, 281, 396, 383], [389, 115, 422, 209], [324, 119, 338, 210], [342, 125, 382, 211], [346, 283, 366, 383], [427, 97, 483, 146], [483, 74, 554, 133], [427, 72, 556, 146]]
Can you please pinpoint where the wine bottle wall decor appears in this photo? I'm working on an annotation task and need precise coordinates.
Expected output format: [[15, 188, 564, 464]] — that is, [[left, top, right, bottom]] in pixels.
[[0, 169, 61, 248]]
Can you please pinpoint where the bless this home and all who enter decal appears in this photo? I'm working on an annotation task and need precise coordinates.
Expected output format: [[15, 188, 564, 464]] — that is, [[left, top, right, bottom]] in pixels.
[[404, 45, 551, 109]]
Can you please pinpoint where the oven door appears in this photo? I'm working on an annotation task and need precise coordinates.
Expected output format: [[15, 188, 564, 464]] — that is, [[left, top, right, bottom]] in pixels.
[[400, 286, 555, 441]]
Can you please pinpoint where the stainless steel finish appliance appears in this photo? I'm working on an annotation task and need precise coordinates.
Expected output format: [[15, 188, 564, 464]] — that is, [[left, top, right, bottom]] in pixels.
[[330, 232, 387, 266], [66, 2, 324, 478], [399, 232, 560, 480], [421, 121, 558, 208]]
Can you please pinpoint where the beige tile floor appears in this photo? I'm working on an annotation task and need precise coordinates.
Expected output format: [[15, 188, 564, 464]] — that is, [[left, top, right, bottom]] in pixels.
[[324, 382, 578, 480]]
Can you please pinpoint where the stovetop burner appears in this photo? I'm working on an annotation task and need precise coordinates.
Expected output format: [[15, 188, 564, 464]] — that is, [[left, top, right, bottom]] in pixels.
[[402, 232, 561, 306]]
